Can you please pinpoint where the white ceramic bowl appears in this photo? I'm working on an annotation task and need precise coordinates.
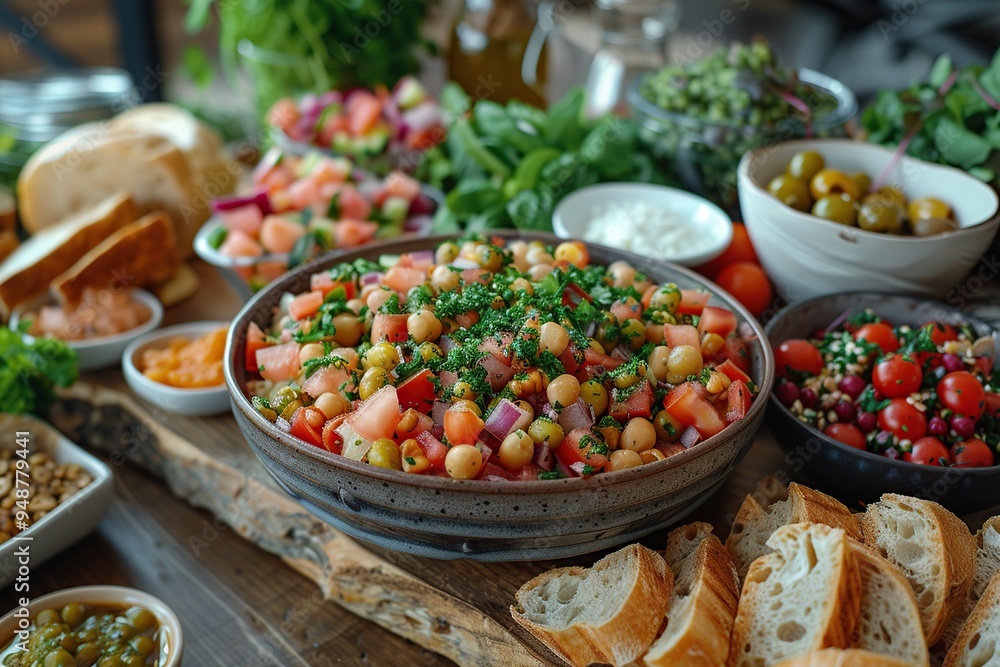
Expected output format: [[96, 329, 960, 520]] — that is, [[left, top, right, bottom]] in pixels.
[[0, 415, 113, 587], [9, 289, 164, 372], [738, 138, 1000, 303], [0, 585, 184, 666], [552, 183, 733, 266], [122, 321, 231, 416]]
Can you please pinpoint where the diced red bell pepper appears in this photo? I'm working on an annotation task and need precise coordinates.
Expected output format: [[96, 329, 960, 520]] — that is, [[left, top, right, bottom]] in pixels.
[[555, 428, 608, 474], [664, 324, 700, 349], [416, 431, 449, 471], [245, 322, 272, 373], [698, 306, 737, 338], [725, 380, 753, 424], [321, 414, 349, 454], [289, 406, 326, 447], [558, 343, 582, 374], [310, 273, 356, 299], [582, 347, 623, 371], [715, 359, 752, 385], [721, 334, 751, 374], [663, 382, 726, 438], [396, 368, 437, 413], [608, 380, 653, 421], [677, 289, 710, 315], [479, 334, 514, 365], [371, 313, 409, 344], [561, 283, 593, 307]]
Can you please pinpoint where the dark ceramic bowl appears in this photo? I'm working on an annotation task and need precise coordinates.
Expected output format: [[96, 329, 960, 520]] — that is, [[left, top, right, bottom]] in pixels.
[[224, 232, 775, 561], [766, 292, 1000, 515]]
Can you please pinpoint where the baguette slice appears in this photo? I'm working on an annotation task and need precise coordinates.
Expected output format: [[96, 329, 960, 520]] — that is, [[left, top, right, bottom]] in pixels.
[[727, 523, 862, 667], [641, 522, 740, 667], [511, 544, 672, 667], [0, 192, 138, 316], [944, 572, 1000, 667], [727, 479, 861, 580], [773, 648, 916, 667], [51, 212, 180, 308], [849, 541, 929, 666], [943, 516, 1000, 649], [859, 494, 975, 646]]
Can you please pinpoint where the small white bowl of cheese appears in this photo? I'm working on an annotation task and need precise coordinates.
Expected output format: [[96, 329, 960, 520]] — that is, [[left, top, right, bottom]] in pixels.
[[552, 183, 733, 266]]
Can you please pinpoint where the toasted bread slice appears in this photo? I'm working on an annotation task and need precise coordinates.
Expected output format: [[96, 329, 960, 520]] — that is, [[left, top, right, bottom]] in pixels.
[[944, 573, 1000, 667], [849, 541, 929, 666], [153, 263, 200, 308], [727, 523, 862, 667], [727, 479, 861, 580], [859, 494, 975, 646], [511, 544, 672, 667], [0, 192, 138, 316], [773, 648, 916, 667], [641, 522, 740, 667], [51, 212, 180, 308]]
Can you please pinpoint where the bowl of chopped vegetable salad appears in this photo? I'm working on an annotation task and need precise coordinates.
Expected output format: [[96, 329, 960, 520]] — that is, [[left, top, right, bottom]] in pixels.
[[224, 232, 774, 560]]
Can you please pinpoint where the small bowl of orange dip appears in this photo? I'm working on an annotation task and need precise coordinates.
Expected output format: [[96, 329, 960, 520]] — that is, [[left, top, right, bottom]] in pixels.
[[122, 321, 231, 416]]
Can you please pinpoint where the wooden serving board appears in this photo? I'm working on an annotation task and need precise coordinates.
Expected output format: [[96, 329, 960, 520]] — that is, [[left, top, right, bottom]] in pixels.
[[44, 262, 998, 666]]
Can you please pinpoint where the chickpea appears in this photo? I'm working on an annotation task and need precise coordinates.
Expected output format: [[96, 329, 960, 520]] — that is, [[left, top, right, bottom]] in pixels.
[[649, 283, 682, 312], [417, 341, 443, 362], [701, 332, 725, 357], [407, 310, 443, 343], [499, 429, 534, 471], [510, 277, 533, 295], [608, 449, 643, 471], [621, 418, 656, 452], [547, 374, 581, 409], [514, 399, 535, 419], [595, 311, 620, 350], [453, 399, 482, 417], [299, 342, 324, 365], [367, 286, 395, 312], [640, 449, 667, 464], [400, 439, 430, 474], [525, 246, 554, 266], [580, 379, 608, 416], [368, 438, 402, 470], [431, 264, 460, 292], [445, 444, 484, 479], [314, 392, 349, 419], [620, 319, 646, 350], [527, 418, 565, 447], [554, 241, 588, 268], [607, 260, 637, 288], [475, 244, 504, 271], [508, 240, 530, 270], [528, 264, 553, 281], [452, 381, 478, 401], [588, 338, 606, 355], [332, 312, 362, 346], [613, 361, 648, 389], [645, 321, 666, 344], [441, 316, 460, 335], [666, 345, 703, 384], [647, 346, 671, 382], [359, 367, 390, 400], [595, 424, 621, 450], [435, 241, 460, 264], [653, 410, 683, 442], [330, 346, 359, 370], [346, 298, 366, 314], [539, 322, 569, 356], [364, 342, 400, 371]]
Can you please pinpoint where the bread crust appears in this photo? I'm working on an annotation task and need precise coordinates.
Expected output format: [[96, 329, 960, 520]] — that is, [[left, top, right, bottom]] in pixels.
[[772, 648, 916, 667], [943, 573, 1000, 667]]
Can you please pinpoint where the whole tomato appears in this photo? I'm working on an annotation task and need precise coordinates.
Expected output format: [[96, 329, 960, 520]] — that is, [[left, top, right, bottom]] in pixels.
[[775, 339, 824, 377], [878, 398, 927, 441], [854, 323, 899, 354], [824, 423, 866, 450], [937, 371, 987, 421], [952, 438, 995, 468], [903, 437, 950, 466], [872, 355, 923, 399]]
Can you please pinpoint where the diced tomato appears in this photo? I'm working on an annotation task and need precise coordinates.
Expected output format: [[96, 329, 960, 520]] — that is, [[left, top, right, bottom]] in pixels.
[[986, 392, 1000, 418], [289, 289, 324, 320], [677, 290, 711, 315], [310, 273, 356, 299], [260, 215, 307, 254], [311, 157, 350, 185], [256, 342, 301, 382], [337, 187, 373, 221], [725, 380, 752, 423], [555, 428, 609, 474], [398, 252, 436, 272], [663, 382, 726, 438], [321, 414, 348, 454], [479, 462, 514, 481], [302, 365, 351, 399], [346, 91, 383, 135], [417, 431, 449, 471], [396, 409, 434, 440], [444, 406, 484, 445], [335, 219, 378, 247], [219, 229, 263, 258], [251, 147, 285, 184], [721, 334, 751, 373], [561, 283, 593, 307], [245, 322, 271, 373], [383, 171, 421, 202], [610, 298, 642, 323], [348, 385, 400, 441], [371, 313, 410, 343], [582, 347, 623, 371], [481, 354, 517, 391], [219, 204, 263, 238], [698, 306, 737, 338], [664, 324, 700, 349], [289, 406, 326, 447], [396, 368, 437, 413], [288, 178, 322, 210], [558, 344, 582, 374], [715, 359, 752, 385], [975, 356, 993, 377], [461, 268, 491, 285], [479, 334, 514, 365], [383, 266, 426, 295], [609, 380, 653, 421]]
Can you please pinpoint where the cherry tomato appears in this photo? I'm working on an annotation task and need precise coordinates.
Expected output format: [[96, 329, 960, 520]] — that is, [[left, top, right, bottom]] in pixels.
[[714, 262, 773, 317], [937, 371, 987, 421], [872, 354, 923, 398], [289, 406, 326, 447], [694, 222, 759, 277], [952, 438, 995, 468], [824, 423, 866, 450], [925, 321, 959, 347], [854, 323, 899, 354], [878, 398, 927, 441], [774, 339, 824, 377], [904, 436, 950, 466]]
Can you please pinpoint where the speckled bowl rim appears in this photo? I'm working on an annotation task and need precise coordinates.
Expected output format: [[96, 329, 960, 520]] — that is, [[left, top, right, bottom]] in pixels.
[[765, 290, 1000, 478], [225, 231, 775, 494]]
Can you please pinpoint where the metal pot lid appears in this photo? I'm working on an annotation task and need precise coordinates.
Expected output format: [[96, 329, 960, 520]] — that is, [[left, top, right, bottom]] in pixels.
[[0, 67, 132, 116]]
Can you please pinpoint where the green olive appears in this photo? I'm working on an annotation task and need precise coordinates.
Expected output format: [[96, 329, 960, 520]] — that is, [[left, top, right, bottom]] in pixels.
[[594, 311, 620, 350], [857, 201, 903, 233], [648, 283, 681, 312], [417, 341, 443, 362], [908, 197, 953, 222], [851, 171, 872, 195], [61, 603, 88, 629], [527, 418, 564, 447], [653, 410, 684, 442], [619, 319, 646, 351], [97, 656, 126, 667], [811, 193, 857, 226], [809, 168, 860, 200], [474, 244, 504, 271], [864, 187, 906, 212], [367, 438, 402, 470], [911, 216, 959, 237], [580, 379, 608, 416], [130, 634, 156, 657], [358, 367, 390, 400], [36, 609, 61, 626], [75, 642, 103, 666], [269, 386, 301, 414], [767, 174, 811, 211], [363, 342, 399, 371], [786, 150, 825, 182]]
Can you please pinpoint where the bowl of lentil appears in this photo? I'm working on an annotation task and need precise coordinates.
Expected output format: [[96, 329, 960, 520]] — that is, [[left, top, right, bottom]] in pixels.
[[225, 231, 774, 561], [765, 292, 1000, 515], [0, 415, 113, 587]]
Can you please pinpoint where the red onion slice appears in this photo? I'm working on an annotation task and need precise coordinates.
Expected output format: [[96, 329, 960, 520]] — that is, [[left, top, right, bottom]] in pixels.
[[212, 190, 274, 216], [680, 426, 701, 448], [533, 443, 553, 471]]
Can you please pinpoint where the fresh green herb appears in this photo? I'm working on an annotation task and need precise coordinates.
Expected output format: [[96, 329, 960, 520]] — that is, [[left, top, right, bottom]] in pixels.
[[538, 470, 561, 480], [858, 386, 891, 414], [898, 325, 938, 358], [581, 464, 595, 475], [0, 325, 77, 415]]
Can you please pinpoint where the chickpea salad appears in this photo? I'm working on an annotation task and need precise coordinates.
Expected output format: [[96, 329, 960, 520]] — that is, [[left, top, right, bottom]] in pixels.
[[244, 237, 758, 481], [775, 309, 1000, 467]]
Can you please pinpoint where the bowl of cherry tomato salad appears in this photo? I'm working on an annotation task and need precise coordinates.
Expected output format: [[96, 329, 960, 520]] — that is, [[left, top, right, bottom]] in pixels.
[[766, 292, 1000, 514], [225, 232, 774, 560]]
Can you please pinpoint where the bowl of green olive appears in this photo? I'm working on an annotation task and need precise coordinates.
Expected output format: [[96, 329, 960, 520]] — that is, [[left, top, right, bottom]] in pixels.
[[738, 138, 1000, 303], [0, 586, 183, 667]]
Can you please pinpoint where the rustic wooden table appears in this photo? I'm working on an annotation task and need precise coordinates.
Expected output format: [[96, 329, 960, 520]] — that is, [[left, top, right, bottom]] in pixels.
[[3, 261, 996, 667]]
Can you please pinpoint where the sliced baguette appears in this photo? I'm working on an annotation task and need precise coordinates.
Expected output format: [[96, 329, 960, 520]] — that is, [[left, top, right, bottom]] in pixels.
[[773, 648, 916, 667], [943, 516, 1000, 649], [727, 523, 862, 667], [51, 212, 180, 308], [944, 572, 1000, 667], [511, 544, 672, 667], [0, 192, 138, 316], [641, 522, 740, 667], [859, 494, 975, 646], [849, 541, 929, 666], [727, 479, 861, 580]]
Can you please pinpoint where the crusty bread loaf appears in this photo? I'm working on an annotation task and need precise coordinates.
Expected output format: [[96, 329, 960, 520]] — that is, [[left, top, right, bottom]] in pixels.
[[849, 541, 929, 666], [727, 479, 861, 580], [859, 494, 975, 646], [641, 522, 740, 667], [51, 212, 180, 308], [0, 192, 138, 316], [772, 648, 916, 667], [943, 573, 1000, 667], [728, 523, 862, 667], [511, 544, 672, 667]]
